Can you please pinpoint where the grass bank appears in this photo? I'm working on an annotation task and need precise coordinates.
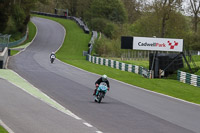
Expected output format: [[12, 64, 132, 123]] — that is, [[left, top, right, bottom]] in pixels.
[[0, 125, 8, 133], [10, 21, 37, 56], [33, 15, 200, 104]]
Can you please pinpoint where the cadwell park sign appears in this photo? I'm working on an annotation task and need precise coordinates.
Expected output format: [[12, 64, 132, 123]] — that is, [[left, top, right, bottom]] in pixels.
[[121, 36, 183, 52], [133, 37, 183, 52]]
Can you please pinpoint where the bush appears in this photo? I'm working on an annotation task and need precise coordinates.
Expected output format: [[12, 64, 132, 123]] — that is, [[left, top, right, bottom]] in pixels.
[[104, 22, 118, 39], [4, 16, 17, 34], [94, 36, 121, 57], [195, 69, 200, 76], [84, 0, 127, 24], [89, 18, 119, 39], [12, 5, 26, 32], [90, 18, 107, 32]]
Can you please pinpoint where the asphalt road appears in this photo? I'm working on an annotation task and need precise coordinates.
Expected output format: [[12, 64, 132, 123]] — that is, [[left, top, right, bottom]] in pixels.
[[0, 78, 99, 133], [8, 17, 200, 133]]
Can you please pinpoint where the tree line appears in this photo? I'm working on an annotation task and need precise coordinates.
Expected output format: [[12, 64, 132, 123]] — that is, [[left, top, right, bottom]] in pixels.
[[0, 0, 46, 39], [1, 0, 200, 51]]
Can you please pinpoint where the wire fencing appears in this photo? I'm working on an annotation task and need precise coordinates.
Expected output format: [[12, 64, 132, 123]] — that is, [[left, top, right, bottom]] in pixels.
[[119, 50, 199, 61]]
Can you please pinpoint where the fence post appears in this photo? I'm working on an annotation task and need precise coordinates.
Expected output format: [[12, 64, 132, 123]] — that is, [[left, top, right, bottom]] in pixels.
[[197, 76, 200, 87], [132, 65, 135, 73], [125, 64, 129, 71], [186, 73, 191, 85], [119, 62, 122, 70], [177, 70, 181, 81], [103, 58, 106, 66], [108, 59, 111, 67], [114, 60, 116, 69]]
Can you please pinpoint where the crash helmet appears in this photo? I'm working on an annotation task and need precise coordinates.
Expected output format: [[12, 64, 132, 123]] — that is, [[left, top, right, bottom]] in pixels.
[[102, 74, 107, 81], [52, 52, 55, 54]]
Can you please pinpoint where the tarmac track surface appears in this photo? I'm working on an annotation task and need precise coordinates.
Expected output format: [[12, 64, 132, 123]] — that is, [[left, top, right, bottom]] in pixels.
[[0, 78, 99, 133], [8, 17, 200, 133]]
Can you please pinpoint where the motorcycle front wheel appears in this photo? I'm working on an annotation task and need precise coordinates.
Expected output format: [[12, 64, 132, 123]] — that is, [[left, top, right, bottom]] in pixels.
[[98, 92, 104, 103], [51, 58, 55, 63]]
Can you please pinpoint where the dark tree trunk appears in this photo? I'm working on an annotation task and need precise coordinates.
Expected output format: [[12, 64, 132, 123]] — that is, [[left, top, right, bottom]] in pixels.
[[161, 16, 166, 38], [194, 14, 198, 33]]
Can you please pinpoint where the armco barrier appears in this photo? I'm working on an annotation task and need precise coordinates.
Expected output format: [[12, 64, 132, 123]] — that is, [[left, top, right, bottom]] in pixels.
[[0, 47, 8, 68], [31, 11, 95, 55], [31, 11, 90, 34], [177, 70, 200, 87], [0, 32, 27, 48], [86, 54, 150, 78], [8, 33, 27, 47], [88, 31, 98, 54]]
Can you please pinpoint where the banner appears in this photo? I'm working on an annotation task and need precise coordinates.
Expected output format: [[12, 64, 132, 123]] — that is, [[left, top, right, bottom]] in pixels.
[[133, 37, 183, 52]]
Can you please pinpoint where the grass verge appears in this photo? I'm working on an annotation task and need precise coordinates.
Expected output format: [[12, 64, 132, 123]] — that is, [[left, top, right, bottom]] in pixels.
[[33, 15, 200, 104], [0, 125, 8, 133], [10, 21, 37, 56], [0, 69, 79, 119], [10, 50, 19, 56]]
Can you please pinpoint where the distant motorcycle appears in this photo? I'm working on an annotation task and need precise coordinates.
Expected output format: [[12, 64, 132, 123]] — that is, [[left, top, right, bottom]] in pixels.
[[50, 54, 56, 63], [94, 82, 108, 103]]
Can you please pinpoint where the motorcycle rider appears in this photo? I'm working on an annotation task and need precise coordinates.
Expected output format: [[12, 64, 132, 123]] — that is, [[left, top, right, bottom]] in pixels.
[[93, 74, 110, 95], [50, 52, 56, 61]]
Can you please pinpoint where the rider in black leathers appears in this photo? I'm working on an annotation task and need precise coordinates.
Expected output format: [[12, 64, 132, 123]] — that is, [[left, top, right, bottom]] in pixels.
[[93, 74, 110, 95]]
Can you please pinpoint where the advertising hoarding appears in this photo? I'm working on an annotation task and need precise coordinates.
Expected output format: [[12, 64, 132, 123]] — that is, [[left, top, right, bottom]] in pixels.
[[133, 37, 183, 52]]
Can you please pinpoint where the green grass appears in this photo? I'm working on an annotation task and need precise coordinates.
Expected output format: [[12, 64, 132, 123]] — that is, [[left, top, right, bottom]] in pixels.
[[9, 21, 35, 42], [107, 57, 149, 68], [32, 15, 91, 60], [10, 21, 37, 56], [0, 125, 8, 133], [10, 50, 19, 56], [34, 15, 200, 104], [9, 32, 25, 42], [21, 22, 36, 46], [109, 55, 200, 77], [11, 21, 36, 48]]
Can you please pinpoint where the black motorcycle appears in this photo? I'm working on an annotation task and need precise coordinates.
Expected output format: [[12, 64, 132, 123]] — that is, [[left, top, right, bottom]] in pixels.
[[50, 57, 55, 63], [50, 55, 56, 63]]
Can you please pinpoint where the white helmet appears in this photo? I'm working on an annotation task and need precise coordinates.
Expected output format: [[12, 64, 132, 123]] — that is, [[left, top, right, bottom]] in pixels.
[[102, 74, 107, 81], [52, 52, 55, 54]]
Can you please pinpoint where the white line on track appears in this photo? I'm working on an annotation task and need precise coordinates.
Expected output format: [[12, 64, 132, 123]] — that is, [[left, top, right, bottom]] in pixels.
[[57, 58, 200, 107], [3, 17, 102, 133], [8, 16, 198, 133], [96, 131, 103, 133], [3, 70, 82, 120], [83, 122, 93, 127], [0, 119, 15, 133]]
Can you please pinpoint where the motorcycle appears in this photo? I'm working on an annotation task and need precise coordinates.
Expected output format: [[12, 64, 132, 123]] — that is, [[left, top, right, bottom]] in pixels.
[[50, 55, 56, 63], [94, 82, 108, 103]]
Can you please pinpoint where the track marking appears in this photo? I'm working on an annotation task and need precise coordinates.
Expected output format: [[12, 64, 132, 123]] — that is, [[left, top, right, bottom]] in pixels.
[[57, 58, 200, 107], [0, 69, 81, 120], [83, 122, 93, 127], [6, 18, 38, 69], [4, 17, 103, 132], [96, 131, 103, 133], [0, 119, 15, 133]]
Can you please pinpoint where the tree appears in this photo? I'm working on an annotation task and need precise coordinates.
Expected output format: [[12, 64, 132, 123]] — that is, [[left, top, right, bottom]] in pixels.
[[150, 0, 183, 37], [85, 0, 128, 24], [64, 0, 78, 16], [189, 0, 200, 33], [76, 0, 92, 18], [131, 8, 189, 39], [58, 0, 78, 16], [121, 0, 141, 23], [0, 0, 44, 34], [0, 0, 11, 32]]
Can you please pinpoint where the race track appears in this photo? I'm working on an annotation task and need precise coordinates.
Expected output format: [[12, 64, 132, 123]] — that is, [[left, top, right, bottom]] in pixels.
[[0, 78, 99, 133], [8, 17, 200, 133]]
